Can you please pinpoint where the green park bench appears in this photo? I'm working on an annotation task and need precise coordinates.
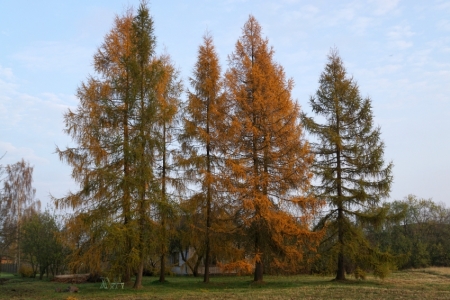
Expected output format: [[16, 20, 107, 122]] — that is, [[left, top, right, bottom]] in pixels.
[[100, 277, 124, 289]]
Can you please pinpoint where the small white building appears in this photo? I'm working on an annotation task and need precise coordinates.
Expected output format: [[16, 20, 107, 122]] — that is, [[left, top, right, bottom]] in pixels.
[[169, 248, 222, 275]]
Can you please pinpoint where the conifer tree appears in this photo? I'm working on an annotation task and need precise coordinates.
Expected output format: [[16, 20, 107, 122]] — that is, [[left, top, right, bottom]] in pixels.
[[55, 2, 160, 287], [224, 16, 323, 282], [55, 9, 137, 281], [153, 53, 182, 283], [301, 49, 393, 280], [130, 2, 160, 288], [179, 33, 227, 283]]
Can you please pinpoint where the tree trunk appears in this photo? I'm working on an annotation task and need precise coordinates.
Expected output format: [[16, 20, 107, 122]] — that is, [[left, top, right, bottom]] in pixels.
[[203, 246, 210, 283], [203, 176, 211, 283], [336, 250, 346, 280], [335, 116, 345, 281], [133, 261, 144, 289], [123, 98, 132, 284], [203, 98, 212, 284], [193, 254, 203, 277], [39, 266, 44, 280], [253, 231, 263, 282], [335, 203, 346, 280], [159, 122, 167, 283], [254, 260, 263, 282], [159, 253, 166, 282]]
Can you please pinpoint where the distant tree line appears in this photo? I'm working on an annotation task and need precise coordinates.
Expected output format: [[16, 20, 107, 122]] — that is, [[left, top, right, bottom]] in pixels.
[[371, 195, 450, 269], [1, 1, 447, 287]]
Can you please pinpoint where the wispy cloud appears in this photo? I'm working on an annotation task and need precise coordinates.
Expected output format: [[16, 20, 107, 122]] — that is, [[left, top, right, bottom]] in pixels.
[[0, 141, 47, 165], [437, 19, 450, 31], [12, 41, 93, 73], [281, 0, 301, 4], [375, 64, 402, 75], [407, 49, 432, 68], [0, 63, 75, 204], [436, 0, 450, 11], [0, 65, 14, 80], [0, 79, 18, 98], [352, 16, 374, 35], [0, 65, 74, 135], [388, 24, 414, 39], [370, 0, 400, 16], [387, 24, 414, 49], [284, 4, 319, 21]]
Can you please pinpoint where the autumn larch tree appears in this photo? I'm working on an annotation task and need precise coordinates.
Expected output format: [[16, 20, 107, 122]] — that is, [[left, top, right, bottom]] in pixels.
[[55, 2, 161, 288], [179, 33, 227, 283], [224, 16, 323, 282], [129, 2, 163, 288], [153, 52, 182, 283], [54, 9, 137, 281], [301, 49, 393, 280]]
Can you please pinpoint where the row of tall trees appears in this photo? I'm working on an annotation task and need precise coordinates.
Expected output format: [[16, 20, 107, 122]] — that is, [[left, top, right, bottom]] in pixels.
[[2, 160, 449, 282], [1, 5, 442, 283], [53, 1, 394, 285]]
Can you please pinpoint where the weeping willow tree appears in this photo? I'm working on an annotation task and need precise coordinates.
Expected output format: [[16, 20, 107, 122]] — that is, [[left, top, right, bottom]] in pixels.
[[55, 2, 164, 288], [301, 49, 394, 280]]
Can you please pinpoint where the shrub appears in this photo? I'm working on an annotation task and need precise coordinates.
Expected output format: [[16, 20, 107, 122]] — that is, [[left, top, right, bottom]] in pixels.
[[354, 267, 366, 280], [19, 265, 34, 278]]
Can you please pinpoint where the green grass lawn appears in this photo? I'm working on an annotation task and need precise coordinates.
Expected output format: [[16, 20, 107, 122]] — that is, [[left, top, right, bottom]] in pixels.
[[1, 268, 450, 299]]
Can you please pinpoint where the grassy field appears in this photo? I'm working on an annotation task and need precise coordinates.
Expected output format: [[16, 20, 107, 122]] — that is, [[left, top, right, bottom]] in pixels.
[[1, 268, 450, 299]]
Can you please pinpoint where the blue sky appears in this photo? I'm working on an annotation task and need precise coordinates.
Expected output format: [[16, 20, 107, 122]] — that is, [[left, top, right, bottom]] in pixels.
[[1, 0, 449, 207]]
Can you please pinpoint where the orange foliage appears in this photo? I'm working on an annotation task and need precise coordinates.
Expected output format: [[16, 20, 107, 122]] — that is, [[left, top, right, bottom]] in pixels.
[[217, 260, 253, 276], [223, 15, 324, 281]]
